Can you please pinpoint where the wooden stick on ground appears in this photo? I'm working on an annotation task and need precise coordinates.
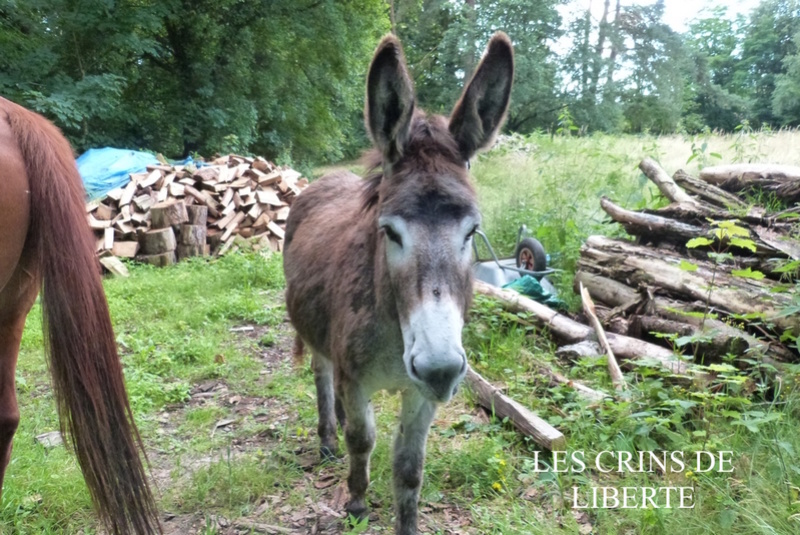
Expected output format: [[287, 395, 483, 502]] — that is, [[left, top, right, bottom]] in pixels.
[[465, 367, 566, 451], [580, 282, 626, 391]]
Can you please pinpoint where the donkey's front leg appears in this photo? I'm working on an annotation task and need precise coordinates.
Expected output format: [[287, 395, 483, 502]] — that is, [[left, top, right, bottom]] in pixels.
[[340, 382, 376, 519], [393, 388, 437, 535]]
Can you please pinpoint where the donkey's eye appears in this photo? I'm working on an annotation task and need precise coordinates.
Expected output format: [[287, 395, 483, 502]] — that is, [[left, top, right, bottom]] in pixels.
[[383, 225, 403, 247], [465, 225, 479, 242]]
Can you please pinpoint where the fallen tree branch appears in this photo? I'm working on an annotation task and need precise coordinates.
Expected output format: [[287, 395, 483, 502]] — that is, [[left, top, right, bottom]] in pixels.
[[579, 235, 800, 336], [699, 163, 800, 203], [573, 270, 795, 364], [580, 283, 626, 391], [473, 279, 688, 374], [465, 367, 567, 451], [600, 196, 704, 244], [639, 157, 702, 207]]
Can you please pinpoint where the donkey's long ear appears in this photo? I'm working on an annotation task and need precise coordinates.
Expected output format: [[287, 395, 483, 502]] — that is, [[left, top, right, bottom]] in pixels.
[[366, 35, 416, 163], [449, 32, 514, 160]]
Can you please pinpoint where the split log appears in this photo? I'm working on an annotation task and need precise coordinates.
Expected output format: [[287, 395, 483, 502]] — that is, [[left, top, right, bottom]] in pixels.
[[185, 185, 221, 218], [99, 256, 129, 277], [473, 280, 688, 374], [186, 204, 208, 226], [150, 200, 189, 229], [179, 224, 207, 247], [580, 283, 626, 391], [177, 244, 205, 260], [112, 241, 139, 258], [103, 227, 115, 250], [267, 220, 285, 240], [95, 203, 114, 221], [136, 251, 177, 267], [140, 227, 176, 255], [699, 164, 800, 203], [465, 367, 566, 451], [578, 235, 799, 336]]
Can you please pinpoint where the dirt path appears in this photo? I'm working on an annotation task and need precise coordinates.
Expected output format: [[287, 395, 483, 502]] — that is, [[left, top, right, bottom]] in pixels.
[[149, 322, 477, 534]]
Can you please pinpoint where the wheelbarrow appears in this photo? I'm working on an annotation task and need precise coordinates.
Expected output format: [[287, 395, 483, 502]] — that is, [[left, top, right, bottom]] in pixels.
[[472, 225, 558, 295]]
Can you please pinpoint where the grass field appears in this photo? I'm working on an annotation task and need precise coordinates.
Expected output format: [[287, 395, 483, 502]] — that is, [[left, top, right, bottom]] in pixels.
[[2, 130, 799, 534]]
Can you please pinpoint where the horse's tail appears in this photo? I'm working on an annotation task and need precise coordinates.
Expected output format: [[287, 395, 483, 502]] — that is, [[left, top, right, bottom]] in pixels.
[[7, 102, 161, 534], [293, 335, 306, 366]]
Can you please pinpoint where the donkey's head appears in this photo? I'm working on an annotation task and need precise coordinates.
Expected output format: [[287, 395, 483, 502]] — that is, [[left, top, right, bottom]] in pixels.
[[365, 33, 513, 403]]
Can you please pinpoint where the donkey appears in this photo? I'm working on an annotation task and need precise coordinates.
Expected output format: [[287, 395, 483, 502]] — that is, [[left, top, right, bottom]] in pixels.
[[283, 33, 513, 533]]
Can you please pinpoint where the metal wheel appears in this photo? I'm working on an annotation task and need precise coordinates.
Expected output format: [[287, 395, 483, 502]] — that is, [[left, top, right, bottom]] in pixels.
[[514, 237, 547, 272]]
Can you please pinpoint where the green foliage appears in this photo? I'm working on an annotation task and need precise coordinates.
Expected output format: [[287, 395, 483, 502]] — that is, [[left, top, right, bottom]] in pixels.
[[394, 0, 563, 133], [738, 0, 800, 126], [0, 0, 388, 163], [3, 0, 800, 165]]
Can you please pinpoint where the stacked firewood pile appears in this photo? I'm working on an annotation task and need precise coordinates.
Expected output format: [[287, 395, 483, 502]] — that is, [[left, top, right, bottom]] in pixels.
[[574, 159, 800, 363], [86, 154, 307, 269]]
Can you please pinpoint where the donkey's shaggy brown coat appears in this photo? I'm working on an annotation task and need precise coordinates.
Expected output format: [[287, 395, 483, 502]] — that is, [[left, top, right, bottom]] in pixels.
[[284, 33, 514, 534]]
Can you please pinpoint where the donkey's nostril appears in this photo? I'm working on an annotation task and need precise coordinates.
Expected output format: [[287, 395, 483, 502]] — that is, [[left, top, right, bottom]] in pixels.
[[410, 358, 420, 379]]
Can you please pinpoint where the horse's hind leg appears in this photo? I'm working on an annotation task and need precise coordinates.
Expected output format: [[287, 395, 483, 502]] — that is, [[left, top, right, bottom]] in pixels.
[[0, 263, 39, 492], [340, 383, 375, 520], [311, 352, 338, 459], [393, 389, 436, 535]]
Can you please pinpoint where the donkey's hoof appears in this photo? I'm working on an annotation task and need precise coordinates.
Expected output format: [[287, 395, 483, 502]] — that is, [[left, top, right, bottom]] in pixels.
[[320, 445, 339, 462], [345, 499, 368, 521]]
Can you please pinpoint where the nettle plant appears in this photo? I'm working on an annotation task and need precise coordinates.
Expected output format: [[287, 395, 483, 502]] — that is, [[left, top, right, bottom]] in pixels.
[[681, 219, 764, 329]]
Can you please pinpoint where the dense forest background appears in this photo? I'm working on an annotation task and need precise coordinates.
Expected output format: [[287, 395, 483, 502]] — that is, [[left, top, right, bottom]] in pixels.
[[2, 0, 799, 166]]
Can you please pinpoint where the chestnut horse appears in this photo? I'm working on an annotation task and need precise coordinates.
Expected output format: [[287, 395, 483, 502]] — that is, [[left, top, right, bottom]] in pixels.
[[284, 33, 513, 534], [0, 98, 160, 534]]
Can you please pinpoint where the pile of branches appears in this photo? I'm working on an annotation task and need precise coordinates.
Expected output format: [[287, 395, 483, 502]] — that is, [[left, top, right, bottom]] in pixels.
[[463, 160, 799, 453], [575, 159, 800, 364]]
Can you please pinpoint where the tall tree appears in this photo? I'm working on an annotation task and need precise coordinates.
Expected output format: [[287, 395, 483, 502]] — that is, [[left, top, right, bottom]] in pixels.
[[737, 0, 800, 126], [682, 7, 750, 131], [773, 31, 800, 124], [617, 0, 688, 133]]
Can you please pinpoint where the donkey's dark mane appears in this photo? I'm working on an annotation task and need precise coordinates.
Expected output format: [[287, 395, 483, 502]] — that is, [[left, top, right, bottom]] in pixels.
[[360, 112, 472, 215]]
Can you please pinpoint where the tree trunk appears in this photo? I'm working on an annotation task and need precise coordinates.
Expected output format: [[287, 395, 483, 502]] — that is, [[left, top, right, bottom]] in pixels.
[[603, 0, 622, 96], [589, 0, 611, 100], [699, 164, 800, 203]]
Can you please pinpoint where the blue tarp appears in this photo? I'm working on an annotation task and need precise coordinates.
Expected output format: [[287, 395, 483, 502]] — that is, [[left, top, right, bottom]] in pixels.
[[77, 147, 160, 200]]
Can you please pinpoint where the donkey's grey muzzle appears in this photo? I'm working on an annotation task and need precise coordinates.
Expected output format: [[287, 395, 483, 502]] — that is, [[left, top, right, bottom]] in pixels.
[[410, 350, 467, 402], [403, 298, 467, 402]]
